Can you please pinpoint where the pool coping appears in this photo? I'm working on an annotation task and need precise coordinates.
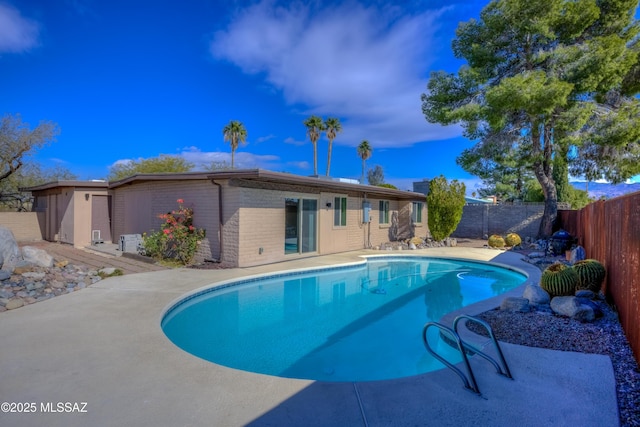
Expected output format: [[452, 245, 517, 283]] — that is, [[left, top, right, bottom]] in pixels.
[[0, 247, 619, 427]]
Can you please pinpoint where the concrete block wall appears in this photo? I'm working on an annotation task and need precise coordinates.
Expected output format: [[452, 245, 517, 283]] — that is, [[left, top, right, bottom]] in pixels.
[[452, 204, 545, 239], [0, 212, 43, 241]]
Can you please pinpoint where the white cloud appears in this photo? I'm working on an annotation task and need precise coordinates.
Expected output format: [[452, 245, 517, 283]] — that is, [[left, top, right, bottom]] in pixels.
[[110, 158, 133, 167], [109, 148, 287, 173], [255, 134, 276, 143], [283, 136, 306, 146], [210, 1, 461, 148], [287, 160, 310, 170], [0, 3, 40, 53]]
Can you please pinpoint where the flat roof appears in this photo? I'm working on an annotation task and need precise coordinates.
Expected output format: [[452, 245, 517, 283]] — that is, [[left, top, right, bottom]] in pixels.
[[109, 169, 427, 200], [22, 180, 109, 192]]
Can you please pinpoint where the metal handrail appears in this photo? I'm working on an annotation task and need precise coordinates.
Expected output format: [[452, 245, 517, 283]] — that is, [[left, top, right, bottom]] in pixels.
[[422, 322, 481, 395], [453, 315, 513, 380]]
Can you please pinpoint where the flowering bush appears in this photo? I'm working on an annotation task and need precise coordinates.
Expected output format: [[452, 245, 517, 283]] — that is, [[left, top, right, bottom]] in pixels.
[[142, 199, 206, 265]]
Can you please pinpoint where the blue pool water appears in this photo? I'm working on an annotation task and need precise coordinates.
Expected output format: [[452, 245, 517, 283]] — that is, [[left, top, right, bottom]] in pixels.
[[162, 256, 526, 382]]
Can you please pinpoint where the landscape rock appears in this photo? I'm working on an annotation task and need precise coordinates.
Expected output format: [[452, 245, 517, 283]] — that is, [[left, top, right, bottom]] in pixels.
[[576, 297, 604, 318], [21, 246, 54, 268], [500, 297, 531, 312], [523, 283, 551, 305], [0, 227, 21, 273], [527, 251, 546, 258], [5, 298, 25, 310], [0, 249, 103, 312], [575, 289, 596, 299], [551, 296, 595, 322], [568, 246, 586, 264], [21, 271, 46, 280], [99, 267, 117, 276], [13, 265, 33, 274]]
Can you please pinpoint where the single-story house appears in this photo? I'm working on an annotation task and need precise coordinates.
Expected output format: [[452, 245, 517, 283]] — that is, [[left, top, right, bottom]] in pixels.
[[27, 169, 429, 267], [25, 180, 111, 246]]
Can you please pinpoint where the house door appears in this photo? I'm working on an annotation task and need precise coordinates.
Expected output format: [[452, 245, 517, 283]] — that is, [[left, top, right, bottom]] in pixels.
[[91, 195, 112, 242], [284, 198, 317, 254]]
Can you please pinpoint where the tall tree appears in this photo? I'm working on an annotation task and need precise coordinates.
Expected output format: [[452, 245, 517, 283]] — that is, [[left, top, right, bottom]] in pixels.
[[324, 117, 342, 176], [367, 165, 385, 186], [457, 141, 534, 201], [0, 113, 59, 186], [1, 163, 76, 211], [303, 115, 325, 176], [108, 155, 194, 181], [222, 120, 247, 169], [356, 140, 372, 184], [422, 0, 640, 237]]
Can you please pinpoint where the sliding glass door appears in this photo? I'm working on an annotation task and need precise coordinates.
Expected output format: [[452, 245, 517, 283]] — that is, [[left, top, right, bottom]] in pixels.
[[285, 198, 317, 254]]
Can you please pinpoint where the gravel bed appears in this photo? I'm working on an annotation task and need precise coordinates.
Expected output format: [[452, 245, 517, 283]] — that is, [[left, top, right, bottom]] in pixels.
[[469, 302, 640, 427]]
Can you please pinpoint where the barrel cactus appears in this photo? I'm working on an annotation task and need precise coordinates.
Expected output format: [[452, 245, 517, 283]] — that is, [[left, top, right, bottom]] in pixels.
[[540, 262, 579, 297], [573, 259, 606, 293], [488, 234, 505, 248], [504, 232, 522, 247]]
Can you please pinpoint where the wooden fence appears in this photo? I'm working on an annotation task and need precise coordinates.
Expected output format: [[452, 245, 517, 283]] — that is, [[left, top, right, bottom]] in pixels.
[[558, 191, 640, 363]]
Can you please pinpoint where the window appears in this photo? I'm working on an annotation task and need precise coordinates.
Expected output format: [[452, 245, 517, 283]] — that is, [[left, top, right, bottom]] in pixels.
[[379, 200, 389, 224], [334, 196, 347, 226], [412, 202, 423, 223]]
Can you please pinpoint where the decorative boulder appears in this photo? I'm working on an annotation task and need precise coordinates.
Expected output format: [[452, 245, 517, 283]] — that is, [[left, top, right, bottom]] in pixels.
[[523, 283, 551, 305], [0, 227, 21, 273], [568, 246, 586, 264], [21, 246, 54, 268], [500, 297, 531, 312], [550, 296, 595, 322]]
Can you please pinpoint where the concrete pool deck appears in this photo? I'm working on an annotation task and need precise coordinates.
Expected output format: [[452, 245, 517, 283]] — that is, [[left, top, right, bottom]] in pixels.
[[0, 248, 618, 427]]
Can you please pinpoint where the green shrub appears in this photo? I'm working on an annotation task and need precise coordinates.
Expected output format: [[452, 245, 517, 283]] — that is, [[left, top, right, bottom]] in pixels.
[[142, 199, 206, 265], [426, 175, 466, 241], [504, 232, 521, 247], [540, 262, 579, 297], [573, 259, 606, 293], [488, 234, 505, 248]]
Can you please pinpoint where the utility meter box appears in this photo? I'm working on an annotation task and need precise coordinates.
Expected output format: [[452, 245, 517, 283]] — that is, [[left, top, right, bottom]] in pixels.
[[363, 201, 371, 223]]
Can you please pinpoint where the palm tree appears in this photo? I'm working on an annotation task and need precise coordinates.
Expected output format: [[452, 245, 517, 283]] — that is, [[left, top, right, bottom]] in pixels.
[[222, 120, 247, 169], [357, 140, 372, 184], [324, 117, 342, 176], [303, 115, 325, 176]]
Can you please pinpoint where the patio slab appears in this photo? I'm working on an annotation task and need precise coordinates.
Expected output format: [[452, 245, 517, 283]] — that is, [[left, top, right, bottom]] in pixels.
[[0, 248, 618, 426]]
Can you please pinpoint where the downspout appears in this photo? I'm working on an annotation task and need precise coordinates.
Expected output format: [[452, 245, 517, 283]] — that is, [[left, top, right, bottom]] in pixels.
[[211, 179, 223, 263]]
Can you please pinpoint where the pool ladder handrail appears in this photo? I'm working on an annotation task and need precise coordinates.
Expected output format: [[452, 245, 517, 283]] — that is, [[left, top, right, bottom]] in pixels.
[[422, 315, 513, 396]]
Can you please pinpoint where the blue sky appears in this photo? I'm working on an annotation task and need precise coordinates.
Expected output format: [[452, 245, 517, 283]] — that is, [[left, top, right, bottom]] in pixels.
[[1, 0, 638, 192]]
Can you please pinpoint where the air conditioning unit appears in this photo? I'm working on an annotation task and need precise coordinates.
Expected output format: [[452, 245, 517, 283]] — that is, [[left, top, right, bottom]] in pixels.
[[119, 234, 142, 253]]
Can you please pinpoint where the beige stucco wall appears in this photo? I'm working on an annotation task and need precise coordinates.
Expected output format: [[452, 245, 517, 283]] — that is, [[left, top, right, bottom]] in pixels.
[[32, 187, 111, 247]]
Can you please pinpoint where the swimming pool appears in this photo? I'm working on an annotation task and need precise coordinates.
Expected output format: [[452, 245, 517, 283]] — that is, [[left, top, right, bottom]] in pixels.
[[162, 256, 526, 382]]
